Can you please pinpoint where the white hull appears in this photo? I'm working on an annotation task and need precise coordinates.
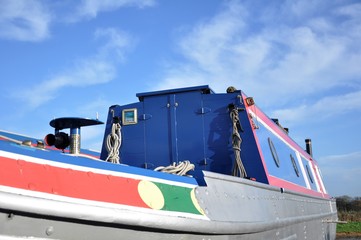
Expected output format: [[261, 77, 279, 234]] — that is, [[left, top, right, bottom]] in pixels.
[[0, 171, 337, 240]]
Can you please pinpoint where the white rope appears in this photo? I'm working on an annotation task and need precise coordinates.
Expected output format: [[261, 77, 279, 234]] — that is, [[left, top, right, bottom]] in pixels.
[[1, 134, 105, 161], [230, 108, 247, 178], [76, 153, 103, 161], [0, 134, 23, 145], [0, 134, 43, 148], [105, 122, 121, 164], [154, 160, 195, 176]]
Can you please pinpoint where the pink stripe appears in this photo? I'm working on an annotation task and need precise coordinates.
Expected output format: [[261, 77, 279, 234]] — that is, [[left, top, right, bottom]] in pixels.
[[242, 94, 328, 196], [242, 94, 271, 182], [268, 175, 329, 198]]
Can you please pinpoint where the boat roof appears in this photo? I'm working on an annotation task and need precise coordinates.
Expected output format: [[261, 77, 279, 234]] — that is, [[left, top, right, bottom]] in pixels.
[[136, 85, 214, 100]]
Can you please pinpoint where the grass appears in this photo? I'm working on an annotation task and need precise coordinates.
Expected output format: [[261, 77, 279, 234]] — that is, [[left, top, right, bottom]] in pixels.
[[337, 222, 361, 233], [335, 197, 361, 237], [336, 221, 361, 238]]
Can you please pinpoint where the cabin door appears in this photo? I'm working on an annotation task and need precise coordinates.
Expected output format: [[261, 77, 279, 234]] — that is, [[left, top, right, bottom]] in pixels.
[[142, 91, 205, 168]]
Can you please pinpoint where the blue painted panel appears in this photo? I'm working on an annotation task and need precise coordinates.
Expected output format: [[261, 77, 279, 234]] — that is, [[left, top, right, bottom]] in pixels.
[[238, 111, 269, 184], [256, 124, 307, 187], [0, 138, 198, 186], [202, 93, 268, 183], [136, 85, 213, 99], [172, 91, 205, 167], [142, 94, 173, 168], [202, 94, 235, 175], [100, 86, 268, 185], [100, 103, 145, 164], [118, 103, 146, 167]]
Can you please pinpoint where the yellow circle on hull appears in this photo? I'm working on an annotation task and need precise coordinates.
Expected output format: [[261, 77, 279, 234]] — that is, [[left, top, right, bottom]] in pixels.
[[190, 188, 205, 215], [138, 180, 165, 210]]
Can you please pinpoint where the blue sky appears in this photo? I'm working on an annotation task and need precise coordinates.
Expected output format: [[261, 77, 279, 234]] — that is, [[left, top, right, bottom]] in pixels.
[[0, 0, 360, 197]]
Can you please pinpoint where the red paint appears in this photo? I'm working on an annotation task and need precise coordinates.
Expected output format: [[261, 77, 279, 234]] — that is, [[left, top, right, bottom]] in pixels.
[[311, 163, 325, 193], [242, 94, 328, 197], [268, 175, 329, 198], [242, 93, 271, 182], [0, 155, 149, 208], [243, 98, 308, 158]]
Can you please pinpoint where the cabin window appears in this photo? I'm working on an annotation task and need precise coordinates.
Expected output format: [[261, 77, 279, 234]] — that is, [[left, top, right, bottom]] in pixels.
[[268, 137, 280, 167], [122, 108, 138, 125], [305, 164, 314, 183], [290, 154, 299, 177]]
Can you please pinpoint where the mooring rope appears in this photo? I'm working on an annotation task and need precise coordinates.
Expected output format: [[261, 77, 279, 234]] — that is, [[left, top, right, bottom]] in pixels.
[[154, 160, 195, 176], [105, 122, 121, 164], [230, 108, 247, 178]]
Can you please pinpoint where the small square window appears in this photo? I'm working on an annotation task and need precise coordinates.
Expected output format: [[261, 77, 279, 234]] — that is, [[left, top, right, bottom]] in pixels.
[[122, 108, 138, 125]]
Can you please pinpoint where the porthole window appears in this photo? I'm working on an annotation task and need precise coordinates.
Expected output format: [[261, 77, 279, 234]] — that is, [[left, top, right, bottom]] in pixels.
[[268, 137, 280, 167], [290, 154, 299, 177], [305, 164, 314, 183]]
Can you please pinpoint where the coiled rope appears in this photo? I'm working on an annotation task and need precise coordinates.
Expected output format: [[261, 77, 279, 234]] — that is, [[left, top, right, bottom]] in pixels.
[[230, 108, 247, 178], [154, 160, 195, 176], [105, 122, 121, 164]]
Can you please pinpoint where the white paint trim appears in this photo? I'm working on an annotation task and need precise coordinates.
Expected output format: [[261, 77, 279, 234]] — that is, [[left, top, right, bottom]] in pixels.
[[0, 150, 197, 188], [0, 185, 208, 220]]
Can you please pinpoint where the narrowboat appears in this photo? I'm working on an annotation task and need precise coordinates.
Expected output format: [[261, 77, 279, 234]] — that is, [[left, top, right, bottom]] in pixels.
[[0, 85, 337, 239]]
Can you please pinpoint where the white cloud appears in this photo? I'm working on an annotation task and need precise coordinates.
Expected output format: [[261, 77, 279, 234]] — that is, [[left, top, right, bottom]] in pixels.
[[81, 125, 104, 151], [318, 151, 361, 196], [15, 28, 132, 108], [21, 60, 117, 108], [155, 0, 361, 109], [320, 151, 361, 163], [271, 90, 361, 127], [95, 28, 136, 61], [76, 102, 106, 150], [0, 0, 157, 41], [153, 1, 249, 92], [336, 3, 361, 19], [71, 0, 155, 21], [0, 0, 51, 41]]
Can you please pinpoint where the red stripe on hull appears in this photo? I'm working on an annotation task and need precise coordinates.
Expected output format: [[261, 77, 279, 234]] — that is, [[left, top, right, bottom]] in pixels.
[[0, 156, 149, 208]]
